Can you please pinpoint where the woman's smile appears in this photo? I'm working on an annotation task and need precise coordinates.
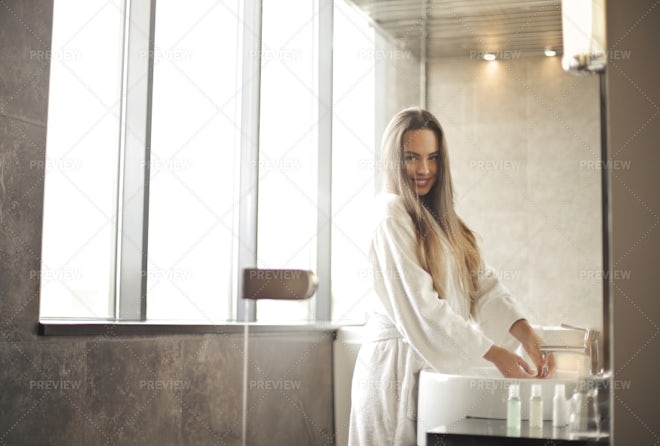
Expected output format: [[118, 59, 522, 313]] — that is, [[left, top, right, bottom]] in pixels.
[[412, 177, 433, 188]]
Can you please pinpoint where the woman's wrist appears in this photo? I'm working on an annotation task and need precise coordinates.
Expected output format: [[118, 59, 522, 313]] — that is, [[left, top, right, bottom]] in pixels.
[[509, 319, 540, 346], [483, 344, 498, 361]]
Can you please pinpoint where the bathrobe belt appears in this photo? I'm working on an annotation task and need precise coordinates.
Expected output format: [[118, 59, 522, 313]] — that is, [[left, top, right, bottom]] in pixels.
[[363, 313, 404, 342]]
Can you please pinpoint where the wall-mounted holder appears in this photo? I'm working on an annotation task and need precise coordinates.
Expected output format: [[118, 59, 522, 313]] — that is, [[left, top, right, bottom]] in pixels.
[[242, 268, 318, 300]]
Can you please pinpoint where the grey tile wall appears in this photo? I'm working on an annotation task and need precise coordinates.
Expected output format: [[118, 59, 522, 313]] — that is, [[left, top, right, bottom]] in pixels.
[[0, 340, 86, 444], [0, 0, 50, 342], [181, 335, 245, 445], [83, 338, 185, 445], [246, 333, 335, 446]]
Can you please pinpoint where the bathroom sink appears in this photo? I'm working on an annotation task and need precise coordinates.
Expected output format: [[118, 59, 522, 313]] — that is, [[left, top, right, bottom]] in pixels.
[[416, 326, 612, 446]]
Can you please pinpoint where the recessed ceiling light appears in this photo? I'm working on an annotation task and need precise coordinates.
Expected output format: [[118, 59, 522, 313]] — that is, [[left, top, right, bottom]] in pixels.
[[544, 48, 557, 57], [483, 52, 496, 61]]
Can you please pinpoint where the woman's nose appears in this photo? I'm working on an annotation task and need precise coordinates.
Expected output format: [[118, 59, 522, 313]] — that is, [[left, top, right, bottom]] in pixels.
[[417, 159, 430, 174]]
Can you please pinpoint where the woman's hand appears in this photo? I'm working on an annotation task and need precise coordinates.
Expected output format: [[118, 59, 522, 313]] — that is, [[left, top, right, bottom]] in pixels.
[[522, 338, 556, 378], [509, 319, 556, 378], [483, 345, 536, 378]]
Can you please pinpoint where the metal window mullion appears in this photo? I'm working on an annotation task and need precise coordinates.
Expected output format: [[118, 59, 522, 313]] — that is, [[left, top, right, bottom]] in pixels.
[[315, 0, 333, 321], [116, 0, 156, 321], [419, 0, 429, 108], [374, 30, 387, 195], [236, 0, 263, 322]]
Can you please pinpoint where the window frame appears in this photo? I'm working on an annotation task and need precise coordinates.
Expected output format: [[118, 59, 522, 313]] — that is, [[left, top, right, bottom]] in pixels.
[[40, 0, 341, 330], [114, 0, 156, 321]]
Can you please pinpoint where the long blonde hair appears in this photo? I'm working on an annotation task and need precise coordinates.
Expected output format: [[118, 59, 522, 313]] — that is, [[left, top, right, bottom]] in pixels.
[[381, 107, 482, 307]]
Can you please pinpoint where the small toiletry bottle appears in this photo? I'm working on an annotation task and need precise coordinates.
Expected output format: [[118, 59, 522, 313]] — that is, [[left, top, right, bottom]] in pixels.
[[553, 383, 568, 427], [507, 384, 521, 430], [529, 384, 544, 429]]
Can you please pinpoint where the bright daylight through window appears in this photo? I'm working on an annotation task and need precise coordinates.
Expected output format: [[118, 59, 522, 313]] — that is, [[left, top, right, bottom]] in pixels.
[[40, 0, 123, 319], [40, 0, 382, 324], [256, 0, 319, 322], [147, 0, 243, 322]]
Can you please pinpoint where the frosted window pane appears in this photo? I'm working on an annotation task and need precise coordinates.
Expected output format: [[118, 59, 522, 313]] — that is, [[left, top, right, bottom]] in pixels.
[[256, 0, 318, 321], [331, 1, 376, 323], [40, 0, 124, 319], [147, 0, 243, 322]]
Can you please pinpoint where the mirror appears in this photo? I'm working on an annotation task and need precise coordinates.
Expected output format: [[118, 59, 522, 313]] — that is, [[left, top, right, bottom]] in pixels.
[[348, 0, 603, 332]]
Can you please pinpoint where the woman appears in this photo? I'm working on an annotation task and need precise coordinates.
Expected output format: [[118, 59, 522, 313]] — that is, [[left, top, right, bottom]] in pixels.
[[348, 108, 555, 445]]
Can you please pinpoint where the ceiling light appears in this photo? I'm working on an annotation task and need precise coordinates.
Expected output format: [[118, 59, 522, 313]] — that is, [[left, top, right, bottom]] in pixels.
[[544, 48, 557, 57], [483, 52, 496, 61]]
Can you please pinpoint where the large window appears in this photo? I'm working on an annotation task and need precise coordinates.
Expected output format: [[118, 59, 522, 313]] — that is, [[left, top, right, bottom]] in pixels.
[[40, 0, 389, 324], [331, 1, 377, 323]]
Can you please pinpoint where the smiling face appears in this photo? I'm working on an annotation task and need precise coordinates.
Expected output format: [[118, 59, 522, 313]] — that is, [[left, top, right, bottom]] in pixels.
[[402, 129, 440, 197]]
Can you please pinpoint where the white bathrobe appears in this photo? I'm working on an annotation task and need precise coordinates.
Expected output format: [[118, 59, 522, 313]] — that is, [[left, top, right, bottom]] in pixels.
[[348, 193, 526, 446]]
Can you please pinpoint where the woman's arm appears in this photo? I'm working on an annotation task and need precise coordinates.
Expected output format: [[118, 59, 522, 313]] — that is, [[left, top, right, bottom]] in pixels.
[[370, 215, 495, 369], [472, 266, 555, 378], [472, 264, 527, 351]]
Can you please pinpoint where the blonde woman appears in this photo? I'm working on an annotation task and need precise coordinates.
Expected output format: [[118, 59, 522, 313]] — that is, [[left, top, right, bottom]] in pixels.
[[348, 108, 555, 445]]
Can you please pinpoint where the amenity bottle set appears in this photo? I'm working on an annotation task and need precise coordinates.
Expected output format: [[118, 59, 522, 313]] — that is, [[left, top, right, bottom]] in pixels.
[[506, 383, 569, 432]]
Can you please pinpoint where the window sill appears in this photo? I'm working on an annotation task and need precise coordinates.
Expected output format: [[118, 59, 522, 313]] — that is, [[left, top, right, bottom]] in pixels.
[[39, 319, 347, 337]]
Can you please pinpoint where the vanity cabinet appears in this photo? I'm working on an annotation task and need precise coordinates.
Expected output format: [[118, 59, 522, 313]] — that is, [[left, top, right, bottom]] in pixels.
[[427, 418, 608, 445]]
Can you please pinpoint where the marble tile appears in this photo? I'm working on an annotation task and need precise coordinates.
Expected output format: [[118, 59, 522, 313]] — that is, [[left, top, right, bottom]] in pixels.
[[0, 0, 53, 124], [471, 209, 529, 293], [180, 334, 245, 446], [0, 117, 47, 341], [380, 36, 421, 121], [472, 122, 528, 163], [0, 333, 336, 446], [428, 59, 477, 128], [527, 147, 602, 248], [83, 338, 184, 445], [528, 223, 603, 330], [0, 0, 51, 342], [245, 332, 334, 446], [0, 340, 85, 445], [455, 166, 527, 218]]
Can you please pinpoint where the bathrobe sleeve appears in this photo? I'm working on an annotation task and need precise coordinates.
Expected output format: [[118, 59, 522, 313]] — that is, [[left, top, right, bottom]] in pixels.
[[473, 264, 527, 351], [370, 214, 494, 370]]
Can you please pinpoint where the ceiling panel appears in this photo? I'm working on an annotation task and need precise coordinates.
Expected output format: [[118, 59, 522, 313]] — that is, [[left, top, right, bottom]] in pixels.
[[349, 0, 562, 59]]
